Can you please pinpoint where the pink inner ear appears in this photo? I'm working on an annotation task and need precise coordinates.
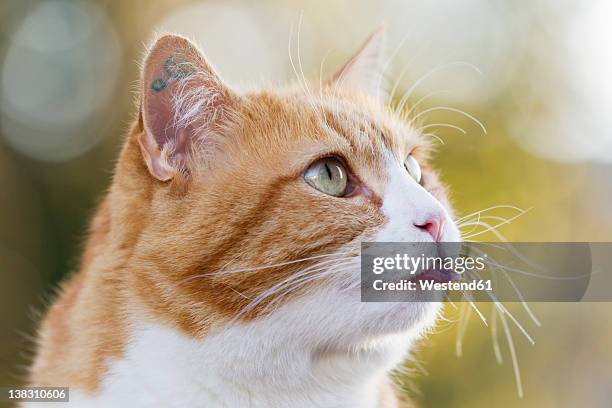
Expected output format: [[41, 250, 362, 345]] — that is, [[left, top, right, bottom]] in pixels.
[[139, 35, 234, 181], [140, 40, 206, 179], [145, 87, 192, 165], [144, 51, 199, 163]]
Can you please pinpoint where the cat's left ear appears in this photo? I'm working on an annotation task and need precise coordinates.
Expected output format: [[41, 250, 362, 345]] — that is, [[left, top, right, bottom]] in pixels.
[[138, 34, 237, 181], [328, 28, 386, 99]]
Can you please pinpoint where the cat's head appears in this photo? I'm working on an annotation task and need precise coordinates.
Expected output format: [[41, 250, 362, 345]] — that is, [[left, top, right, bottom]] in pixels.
[[118, 32, 460, 348]]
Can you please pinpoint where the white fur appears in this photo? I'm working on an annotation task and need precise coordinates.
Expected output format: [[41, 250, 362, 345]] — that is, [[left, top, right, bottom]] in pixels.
[[33, 157, 460, 408], [374, 158, 460, 243]]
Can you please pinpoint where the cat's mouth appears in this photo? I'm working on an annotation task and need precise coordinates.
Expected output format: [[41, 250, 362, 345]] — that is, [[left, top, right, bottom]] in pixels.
[[410, 268, 461, 283]]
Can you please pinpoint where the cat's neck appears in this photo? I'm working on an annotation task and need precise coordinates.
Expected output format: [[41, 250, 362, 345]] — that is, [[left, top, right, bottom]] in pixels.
[[77, 315, 411, 408]]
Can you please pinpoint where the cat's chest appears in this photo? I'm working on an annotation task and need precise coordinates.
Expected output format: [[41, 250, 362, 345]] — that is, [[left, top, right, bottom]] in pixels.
[[60, 323, 397, 408]]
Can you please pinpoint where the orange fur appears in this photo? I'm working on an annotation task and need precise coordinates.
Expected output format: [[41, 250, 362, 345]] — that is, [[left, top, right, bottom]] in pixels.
[[29, 33, 453, 407]]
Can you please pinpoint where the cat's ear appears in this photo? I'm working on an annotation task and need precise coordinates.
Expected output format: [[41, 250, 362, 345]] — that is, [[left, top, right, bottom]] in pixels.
[[328, 28, 386, 98], [138, 34, 236, 181]]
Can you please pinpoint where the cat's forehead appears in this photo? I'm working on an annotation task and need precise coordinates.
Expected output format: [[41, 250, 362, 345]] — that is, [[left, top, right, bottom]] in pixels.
[[239, 90, 424, 162]]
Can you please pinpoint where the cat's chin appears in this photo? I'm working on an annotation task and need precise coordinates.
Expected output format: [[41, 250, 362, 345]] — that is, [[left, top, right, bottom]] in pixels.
[[267, 287, 442, 350], [349, 300, 442, 340], [307, 301, 441, 366]]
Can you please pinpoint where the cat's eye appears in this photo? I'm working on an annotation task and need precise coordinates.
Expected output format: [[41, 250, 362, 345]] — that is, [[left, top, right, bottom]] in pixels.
[[304, 157, 348, 197], [404, 154, 422, 183]]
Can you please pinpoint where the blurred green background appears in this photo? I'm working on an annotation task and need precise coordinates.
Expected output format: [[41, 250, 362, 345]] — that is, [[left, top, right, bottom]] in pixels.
[[1, 1, 611, 407]]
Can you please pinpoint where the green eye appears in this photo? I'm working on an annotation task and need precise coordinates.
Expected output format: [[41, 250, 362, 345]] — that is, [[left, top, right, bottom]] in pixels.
[[304, 157, 348, 197], [404, 154, 422, 183]]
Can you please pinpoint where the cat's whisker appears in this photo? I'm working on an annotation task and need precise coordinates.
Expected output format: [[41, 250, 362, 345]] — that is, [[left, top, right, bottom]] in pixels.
[[389, 40, 439, 106], [485, 292, 534, 346], [296, 12, 315, 102], [461, 208, 528, 240], [319, 48, 333, 99], [408, 106, 487, 136], [467, 247, 541, 327], [458, 214, 516, 230], [388, 64, 413, 105], [396, 61, 482, 115], [221, 283, 251, 300], [470, 268, 536, 343], [458, 219, 508, 237], [497, 269, 541, 328], [463, 227, 511, 244], [177, 251, 354, 285], [457, 213, 481, 236], [468, 298, 487, 327], [455, 255, 535, 398], [269, 259, 359, 304], [455, 301, 471, 358], [498, 305, 524, 398], [455, 205, 526, 223], [490, 304, 504, 364], [232, 267, 330, 322], [421, 132, 446, 146], [467, 287, 528, 397], [418, 123, 467, 135], [375, 33, 412, 102], [288, 20, 313, 106], [400, 89, 452, 119], [444, 292, 458, 309], [237, 270, 340, 322], [269, 259, 357, 301], [233, 257, 359, 321], [474, 249, 540, 325], [459, 220, 501, 239], [287, 21, 302, 87], [260, 261, 359, 315], [484, 251, 585, 282]]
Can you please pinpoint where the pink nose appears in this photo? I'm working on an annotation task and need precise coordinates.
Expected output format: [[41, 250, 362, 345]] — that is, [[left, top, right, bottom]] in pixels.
[[415, 216, 445, 242]]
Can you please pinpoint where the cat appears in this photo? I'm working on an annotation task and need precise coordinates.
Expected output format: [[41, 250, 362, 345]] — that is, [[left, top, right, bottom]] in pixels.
[[27, 30, 460, 407]]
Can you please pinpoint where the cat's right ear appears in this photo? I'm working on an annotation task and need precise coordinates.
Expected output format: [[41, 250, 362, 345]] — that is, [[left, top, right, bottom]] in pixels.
[[138, 34, 236, 181], [327, 28, 386, 99]]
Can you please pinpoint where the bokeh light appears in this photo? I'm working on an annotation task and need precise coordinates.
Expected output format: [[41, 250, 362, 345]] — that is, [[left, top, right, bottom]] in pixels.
[[156, 2, 288, 86], [1, 0, 121, 162], [508, 0, 612, 164]]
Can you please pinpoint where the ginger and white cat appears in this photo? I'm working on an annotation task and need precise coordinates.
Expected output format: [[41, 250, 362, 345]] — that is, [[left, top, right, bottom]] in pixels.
[[28, 31, 460, 407]]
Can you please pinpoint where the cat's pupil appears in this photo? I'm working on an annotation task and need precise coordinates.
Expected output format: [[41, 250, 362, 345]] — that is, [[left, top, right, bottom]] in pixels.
[[324, 163, 333, 179]]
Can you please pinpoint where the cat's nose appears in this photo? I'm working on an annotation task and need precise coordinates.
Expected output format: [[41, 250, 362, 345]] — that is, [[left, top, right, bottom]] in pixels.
[[414, 216, 445, 242]]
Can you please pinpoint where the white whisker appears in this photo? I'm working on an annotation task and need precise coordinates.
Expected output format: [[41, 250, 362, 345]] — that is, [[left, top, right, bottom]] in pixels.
[[409, 105, 487, 135], [396, 61, 482, 114], [468, 299, 487, 327], [401, 89, 452, 118], [491, 305, 503, 364], [461, 208, 528, 240], [498, 305, 524, 398], [376, 33, 412, 102], [177, 251, 353, 285], [419, 123, 467, 135], [455, 205, 526, 224], [233, 256, 359, 321], [421, 132, 445, 145], [319, 48, 333, 98], [455, 302, 471, 357]]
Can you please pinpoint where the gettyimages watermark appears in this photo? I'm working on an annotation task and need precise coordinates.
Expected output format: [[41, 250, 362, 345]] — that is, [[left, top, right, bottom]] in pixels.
[[361, 242, 611, 302]]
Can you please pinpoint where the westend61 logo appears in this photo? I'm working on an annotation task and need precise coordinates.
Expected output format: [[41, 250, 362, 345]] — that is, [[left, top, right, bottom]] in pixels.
[[372, 253, 486, 275]]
